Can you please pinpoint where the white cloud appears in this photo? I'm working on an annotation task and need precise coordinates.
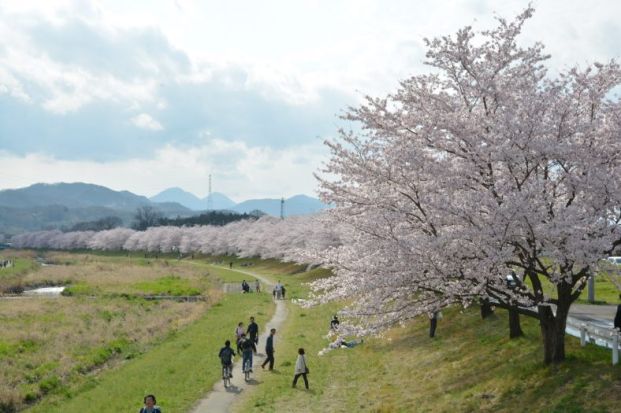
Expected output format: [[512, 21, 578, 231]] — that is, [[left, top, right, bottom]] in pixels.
[[0, 139, 328, 200], [131, 113, 163, 131]]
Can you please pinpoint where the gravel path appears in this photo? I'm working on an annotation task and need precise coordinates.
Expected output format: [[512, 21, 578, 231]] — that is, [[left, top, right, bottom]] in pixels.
[[189, 267, 288, 413]]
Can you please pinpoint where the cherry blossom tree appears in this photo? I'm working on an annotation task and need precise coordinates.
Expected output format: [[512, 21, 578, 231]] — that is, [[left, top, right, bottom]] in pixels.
[[312, 7, 621, 363]]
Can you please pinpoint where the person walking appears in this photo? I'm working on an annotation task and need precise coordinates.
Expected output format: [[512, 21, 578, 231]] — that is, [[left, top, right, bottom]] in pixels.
[[255, 279, 260, 293], [247, 316, 259, 354], [235, 322, 245, 355], [139, 394, 162, 413], [429, 311, 441, 338], [261, 328, 276, 370], [292, 348, 309, 389], [281, 285, 286, 300]]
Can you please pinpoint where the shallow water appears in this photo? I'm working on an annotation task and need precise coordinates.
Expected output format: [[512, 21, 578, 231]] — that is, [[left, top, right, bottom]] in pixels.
[[22, 286, 66, 296]]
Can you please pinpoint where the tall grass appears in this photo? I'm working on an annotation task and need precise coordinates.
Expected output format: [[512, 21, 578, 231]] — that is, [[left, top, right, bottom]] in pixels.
[[25, 292, 275, 413]]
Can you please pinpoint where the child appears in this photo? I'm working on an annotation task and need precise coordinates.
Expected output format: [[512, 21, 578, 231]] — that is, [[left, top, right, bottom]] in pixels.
[[292, 348, 309, 389], [139, 394, 161, 413]]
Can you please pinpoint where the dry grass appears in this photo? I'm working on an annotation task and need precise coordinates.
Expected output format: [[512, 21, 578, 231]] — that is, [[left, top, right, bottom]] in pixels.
[[0, 252, 216, 412]]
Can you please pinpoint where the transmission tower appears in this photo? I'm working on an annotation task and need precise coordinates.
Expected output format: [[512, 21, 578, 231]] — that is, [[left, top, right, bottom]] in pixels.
[[280, 197, 285, 219], [207, 174, 213, 211]]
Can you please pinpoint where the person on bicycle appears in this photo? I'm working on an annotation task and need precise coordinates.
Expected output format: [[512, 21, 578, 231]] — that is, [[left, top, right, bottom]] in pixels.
[[240, 333, 254, 373], [219, 340, 235, 378]]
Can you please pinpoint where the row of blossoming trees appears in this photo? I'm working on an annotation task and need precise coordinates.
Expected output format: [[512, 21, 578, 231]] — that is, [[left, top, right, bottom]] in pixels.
[[10, 215, 342, 265], [11, 8, 621, 365]]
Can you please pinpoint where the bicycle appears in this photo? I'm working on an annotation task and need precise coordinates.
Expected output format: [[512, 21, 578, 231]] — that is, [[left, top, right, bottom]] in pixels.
[[242, 357, 252, 381], [222, 363, 233, 388]]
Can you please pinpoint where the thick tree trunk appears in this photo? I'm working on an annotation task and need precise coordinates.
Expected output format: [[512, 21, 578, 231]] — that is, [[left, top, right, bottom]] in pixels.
[[538, 287, 572, 364], [508, 306, 523, 338], [538, 305, 565, 363], [480, 299, 494, 319]]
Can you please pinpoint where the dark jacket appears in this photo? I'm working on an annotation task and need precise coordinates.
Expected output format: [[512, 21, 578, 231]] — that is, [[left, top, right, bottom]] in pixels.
[[265, 334, 274, 353], [240, 337, 254, 353], [219, 346, 235, 364], [247, 322, 259, 339], [140, 408, 162, 413], [615, 304, 621, 330]]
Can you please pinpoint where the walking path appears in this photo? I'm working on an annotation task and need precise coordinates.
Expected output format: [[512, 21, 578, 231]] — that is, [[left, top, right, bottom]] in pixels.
[[190, 267, 288, 413]]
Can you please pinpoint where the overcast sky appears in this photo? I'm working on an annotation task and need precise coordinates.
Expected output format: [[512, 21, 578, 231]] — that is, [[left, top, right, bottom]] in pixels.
[[1, 0, 620, 201]]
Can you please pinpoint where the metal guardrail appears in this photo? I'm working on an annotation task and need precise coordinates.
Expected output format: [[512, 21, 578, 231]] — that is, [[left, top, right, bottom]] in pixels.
[[566, 317, 621, 365]]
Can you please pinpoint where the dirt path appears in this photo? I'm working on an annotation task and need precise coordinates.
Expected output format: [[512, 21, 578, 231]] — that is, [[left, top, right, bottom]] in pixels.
[[189, 267, 288, 413]]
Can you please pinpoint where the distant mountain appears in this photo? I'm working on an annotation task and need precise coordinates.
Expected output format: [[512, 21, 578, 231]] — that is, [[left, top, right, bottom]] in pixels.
[[0, 204, 137, 234], [232, 195, 328, 216], [204, 192, 236, 210], [0, 182, 329, 235], [0, 182, 158, 209], [150, 187, 204, 210], [0, 183, 192, 235], [150, 188, 236, 211]]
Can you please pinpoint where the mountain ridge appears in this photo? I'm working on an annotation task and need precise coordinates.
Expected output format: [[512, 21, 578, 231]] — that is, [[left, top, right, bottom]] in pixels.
[[0, 183, 329, 235]]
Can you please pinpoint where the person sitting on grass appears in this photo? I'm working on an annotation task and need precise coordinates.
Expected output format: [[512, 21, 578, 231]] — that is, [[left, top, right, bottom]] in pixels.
[[330, 315, 340, 330], [139, 394, 161, 413]]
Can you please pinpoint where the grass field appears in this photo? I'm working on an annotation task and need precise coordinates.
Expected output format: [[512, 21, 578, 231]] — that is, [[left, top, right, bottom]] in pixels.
[[229, 262, 621, 413], [3, 251, 621, 412], [25, 292, 274, 413], [0, 251, 274, 412]]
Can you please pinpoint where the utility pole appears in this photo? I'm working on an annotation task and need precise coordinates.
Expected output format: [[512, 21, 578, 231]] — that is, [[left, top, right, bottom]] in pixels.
[[280, 197, 285, 219], [207, 174, 213, 211]]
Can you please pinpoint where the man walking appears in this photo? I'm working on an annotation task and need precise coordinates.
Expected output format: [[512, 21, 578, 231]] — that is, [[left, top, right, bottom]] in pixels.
[[247, 316, 259, 354], [261, 328, 276, 370]]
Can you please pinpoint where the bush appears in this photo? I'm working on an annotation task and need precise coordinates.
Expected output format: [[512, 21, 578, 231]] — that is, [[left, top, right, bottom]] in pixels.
[[39, 376, 61, 394]]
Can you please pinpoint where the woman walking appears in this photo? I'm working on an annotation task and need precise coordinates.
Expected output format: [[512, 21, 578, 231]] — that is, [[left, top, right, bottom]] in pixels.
[[292, 348, 309, 390]]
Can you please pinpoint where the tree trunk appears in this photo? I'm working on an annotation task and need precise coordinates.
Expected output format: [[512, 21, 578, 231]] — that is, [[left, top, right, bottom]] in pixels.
[[538, 305, 565, 363], [508, 306, 523, 338], [480, 299, 494, 319]]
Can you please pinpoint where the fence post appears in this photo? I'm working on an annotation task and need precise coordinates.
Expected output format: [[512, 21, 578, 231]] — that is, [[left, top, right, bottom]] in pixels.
[[580, 326, 587, 346], [613, 333, 619, 366]]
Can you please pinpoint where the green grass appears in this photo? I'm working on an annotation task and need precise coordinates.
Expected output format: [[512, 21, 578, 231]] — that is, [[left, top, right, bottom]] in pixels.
[[25, 292, 275, 413], [527, 273, 621, 305], [132, 275, 202, 296], [232, 267, 621, 413], [0, 257, 38, 277]]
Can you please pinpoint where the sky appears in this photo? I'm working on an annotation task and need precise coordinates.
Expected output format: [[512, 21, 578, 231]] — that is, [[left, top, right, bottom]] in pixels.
[[1, 0, 620, 201]]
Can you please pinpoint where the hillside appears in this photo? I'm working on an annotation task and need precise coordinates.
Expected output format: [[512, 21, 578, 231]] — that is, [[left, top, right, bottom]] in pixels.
[[0, 183, 192, 235], [150, 188, 236, 210], [232, 194, 328, 216]]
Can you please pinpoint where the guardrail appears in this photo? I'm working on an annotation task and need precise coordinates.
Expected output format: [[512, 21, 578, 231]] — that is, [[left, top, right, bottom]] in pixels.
[[566, 317, 621, 365]]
